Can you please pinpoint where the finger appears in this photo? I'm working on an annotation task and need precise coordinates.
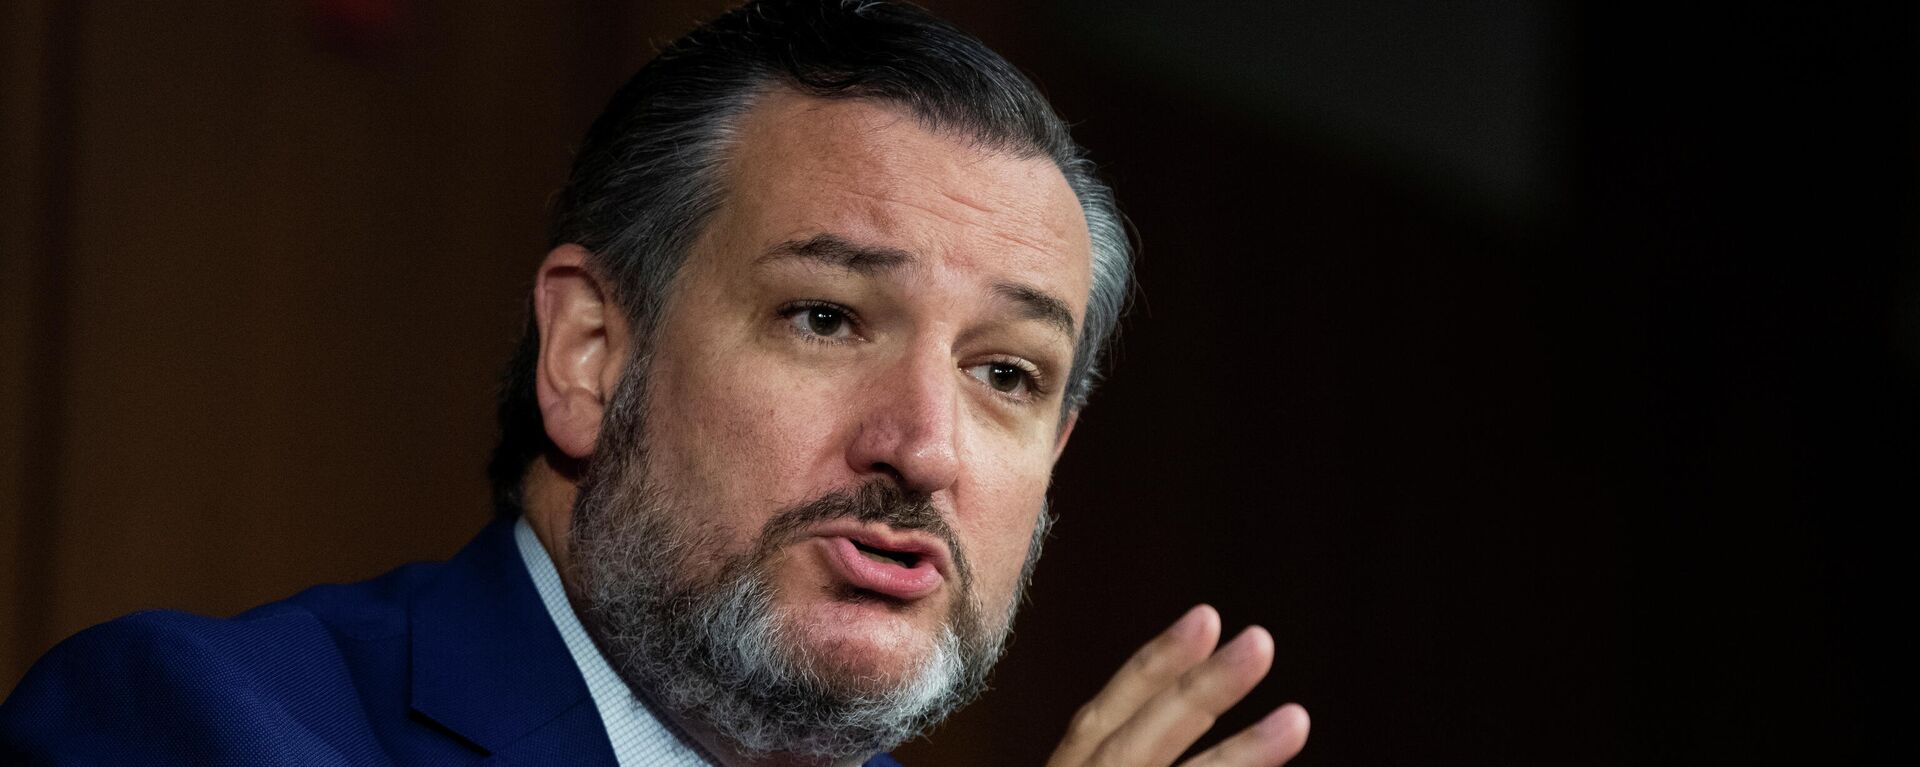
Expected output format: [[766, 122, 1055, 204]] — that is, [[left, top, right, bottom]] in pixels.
[[1049, 605, 1222, 767], [1177, 703, 1310, 767], [1086, 625, 1274, 767]]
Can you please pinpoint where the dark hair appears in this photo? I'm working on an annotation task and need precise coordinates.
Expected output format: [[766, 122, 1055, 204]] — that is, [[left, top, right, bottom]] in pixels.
[[487, 0, 1132, 517]]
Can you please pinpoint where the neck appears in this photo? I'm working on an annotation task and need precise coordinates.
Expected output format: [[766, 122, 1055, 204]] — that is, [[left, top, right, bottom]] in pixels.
[[521, 457, 581, 593]]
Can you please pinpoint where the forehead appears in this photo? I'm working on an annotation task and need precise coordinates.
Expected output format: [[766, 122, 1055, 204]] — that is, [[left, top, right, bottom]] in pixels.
[[708, 90, 1092, 313]]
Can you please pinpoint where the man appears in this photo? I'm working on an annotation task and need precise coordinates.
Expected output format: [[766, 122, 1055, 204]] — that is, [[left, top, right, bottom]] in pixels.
[[2, 2, 1309, 765]]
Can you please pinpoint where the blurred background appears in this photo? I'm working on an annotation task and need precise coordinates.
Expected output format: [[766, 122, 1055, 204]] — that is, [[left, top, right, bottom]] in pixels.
[[2, 1, 1913, 764]]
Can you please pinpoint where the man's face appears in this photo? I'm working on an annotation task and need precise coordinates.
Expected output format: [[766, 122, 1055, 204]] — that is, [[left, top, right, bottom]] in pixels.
[[571, 90, 1091, 753]]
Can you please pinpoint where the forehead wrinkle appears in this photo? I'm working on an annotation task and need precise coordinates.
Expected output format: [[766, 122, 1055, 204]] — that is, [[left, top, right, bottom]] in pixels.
[[736, 96, 1081, 263], [756, 233, 915, 275], [722, 93, 1092, 324], [939, 188, 997, 216], [832, 184, 1073, 273], [839, 185, 978, 234]]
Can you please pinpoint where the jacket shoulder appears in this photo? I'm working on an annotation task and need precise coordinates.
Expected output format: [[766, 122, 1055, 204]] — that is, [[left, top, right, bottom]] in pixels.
[[2, 594, 407, 764]]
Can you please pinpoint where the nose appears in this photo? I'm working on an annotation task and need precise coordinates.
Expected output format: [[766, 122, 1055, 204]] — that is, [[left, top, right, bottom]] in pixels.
[[846, 348, 963, 495]]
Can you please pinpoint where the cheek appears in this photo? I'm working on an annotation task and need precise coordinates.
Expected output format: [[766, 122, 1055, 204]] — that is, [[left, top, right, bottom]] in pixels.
[[645, 338, 850, 513], [955, 449, 1055, 612]]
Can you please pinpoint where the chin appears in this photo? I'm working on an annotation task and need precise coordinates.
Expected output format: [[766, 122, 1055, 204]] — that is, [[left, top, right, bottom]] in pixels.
[[781, 597, 949, 693]]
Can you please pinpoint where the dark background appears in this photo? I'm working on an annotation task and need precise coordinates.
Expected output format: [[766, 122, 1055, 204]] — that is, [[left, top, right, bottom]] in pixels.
[[3, 1, 1912, 764]]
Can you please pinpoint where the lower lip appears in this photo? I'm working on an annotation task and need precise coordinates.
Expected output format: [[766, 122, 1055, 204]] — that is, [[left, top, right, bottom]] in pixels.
[[822, 537, 944, 601]]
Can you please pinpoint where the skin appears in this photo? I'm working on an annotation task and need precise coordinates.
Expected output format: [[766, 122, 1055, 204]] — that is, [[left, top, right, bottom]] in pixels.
[[523, 91, 1309, 766]]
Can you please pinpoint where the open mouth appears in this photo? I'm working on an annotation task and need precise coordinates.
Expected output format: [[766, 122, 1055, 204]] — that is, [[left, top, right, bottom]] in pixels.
[[851, 539, 921, 568], [820, 534, 945, 601]]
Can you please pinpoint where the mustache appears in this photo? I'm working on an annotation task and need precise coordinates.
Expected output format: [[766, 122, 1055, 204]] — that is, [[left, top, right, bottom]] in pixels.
[[756, 481, 974, 593]]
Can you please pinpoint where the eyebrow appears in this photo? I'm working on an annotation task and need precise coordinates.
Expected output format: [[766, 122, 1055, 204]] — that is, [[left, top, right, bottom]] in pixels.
[[993, 281, 1077, 342], [758, 232, 1078, 342]]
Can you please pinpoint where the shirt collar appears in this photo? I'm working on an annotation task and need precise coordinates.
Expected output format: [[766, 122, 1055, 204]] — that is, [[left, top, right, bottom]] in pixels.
[[514, 517, 718, 767]]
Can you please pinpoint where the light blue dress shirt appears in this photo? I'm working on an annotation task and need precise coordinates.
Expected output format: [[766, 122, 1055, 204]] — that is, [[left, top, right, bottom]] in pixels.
[[515, 518, 718, 766]]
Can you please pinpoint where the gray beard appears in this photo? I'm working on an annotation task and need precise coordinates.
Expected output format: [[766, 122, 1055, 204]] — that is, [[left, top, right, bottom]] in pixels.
[[566, 366, 1054, 763]]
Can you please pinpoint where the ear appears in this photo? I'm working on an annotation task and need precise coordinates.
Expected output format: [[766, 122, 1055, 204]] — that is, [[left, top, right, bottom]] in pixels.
[[1052, 410, 1079, 463], [533, 244, 630, 460]]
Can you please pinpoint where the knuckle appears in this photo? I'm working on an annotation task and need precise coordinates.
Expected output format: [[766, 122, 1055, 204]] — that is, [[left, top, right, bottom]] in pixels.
[[1127, 637, 1186, 678], [1171, 674, 1221, 725], [1175, 667, 1209, 700], [1124, 648, 1162, 676], [1070, 703, 1108, 736], [1089, 738, 1148, 767]]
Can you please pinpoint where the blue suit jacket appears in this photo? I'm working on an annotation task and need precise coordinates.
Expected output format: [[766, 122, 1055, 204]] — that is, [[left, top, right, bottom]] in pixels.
[[1, 517, 903, 766]]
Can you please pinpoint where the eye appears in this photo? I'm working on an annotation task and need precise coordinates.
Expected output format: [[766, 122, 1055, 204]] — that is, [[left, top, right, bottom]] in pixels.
[[784, 302, 856, 341], [965, 359, 1040, 399]]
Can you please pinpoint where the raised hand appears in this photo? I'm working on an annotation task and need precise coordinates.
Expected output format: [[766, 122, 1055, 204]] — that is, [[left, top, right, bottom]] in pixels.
[[1046, 605, 1310, 767]]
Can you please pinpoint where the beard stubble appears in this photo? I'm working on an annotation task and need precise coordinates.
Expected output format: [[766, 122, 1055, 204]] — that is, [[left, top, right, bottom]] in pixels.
[[562, 362, 1051, 760]]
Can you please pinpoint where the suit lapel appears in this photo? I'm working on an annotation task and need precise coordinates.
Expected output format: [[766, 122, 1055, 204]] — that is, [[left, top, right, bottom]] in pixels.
[[409, 517, 618, 766]]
